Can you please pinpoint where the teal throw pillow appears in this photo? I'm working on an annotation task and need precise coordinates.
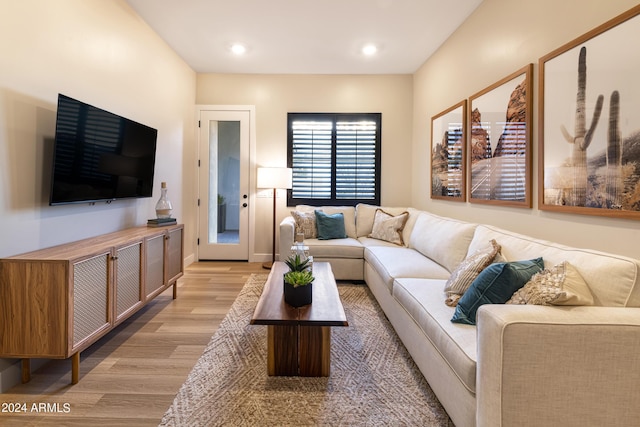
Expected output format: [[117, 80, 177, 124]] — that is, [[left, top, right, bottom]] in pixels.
[[451, 257, 544, 325], [314, 210, 347, 240]]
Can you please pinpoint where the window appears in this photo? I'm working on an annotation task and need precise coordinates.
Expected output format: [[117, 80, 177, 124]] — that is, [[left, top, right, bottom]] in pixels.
[[287, 113, 381, 206]]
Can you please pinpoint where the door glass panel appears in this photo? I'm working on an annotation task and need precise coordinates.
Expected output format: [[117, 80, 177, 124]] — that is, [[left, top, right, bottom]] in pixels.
[[209, 120, 240, 244]]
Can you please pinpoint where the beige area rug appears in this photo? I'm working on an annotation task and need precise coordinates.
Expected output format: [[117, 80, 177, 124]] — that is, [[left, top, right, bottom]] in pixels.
[[160, 274, 453, 426]]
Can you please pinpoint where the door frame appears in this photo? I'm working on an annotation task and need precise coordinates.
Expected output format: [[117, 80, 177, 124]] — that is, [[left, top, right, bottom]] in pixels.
[[195, 105, 257, 262]]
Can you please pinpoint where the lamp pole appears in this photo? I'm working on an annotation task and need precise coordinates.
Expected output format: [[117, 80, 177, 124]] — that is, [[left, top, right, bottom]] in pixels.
[[264, 186, 277, 269], [256, 167, 292, 270]]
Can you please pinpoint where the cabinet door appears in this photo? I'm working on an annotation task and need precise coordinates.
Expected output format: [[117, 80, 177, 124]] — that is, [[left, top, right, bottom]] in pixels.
[[115, 241, 143, 323], [145, 234, 166, 299], [166, 227, 184, 284], [72, 252, 111, 351]]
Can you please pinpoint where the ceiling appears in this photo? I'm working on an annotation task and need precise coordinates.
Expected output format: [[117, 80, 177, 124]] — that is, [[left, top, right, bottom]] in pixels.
[[125, 0, 483, 74]]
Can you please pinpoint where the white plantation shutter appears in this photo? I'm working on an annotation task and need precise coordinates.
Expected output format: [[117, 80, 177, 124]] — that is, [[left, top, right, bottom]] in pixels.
[[288, 113, 381, 206], [336, 120, 377, 200], [290, 120, 333, 199]]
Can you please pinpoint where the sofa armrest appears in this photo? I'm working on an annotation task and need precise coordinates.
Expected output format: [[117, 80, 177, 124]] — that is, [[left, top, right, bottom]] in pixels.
[[476, 304, 640, 427], [278, 216, 296, 261]]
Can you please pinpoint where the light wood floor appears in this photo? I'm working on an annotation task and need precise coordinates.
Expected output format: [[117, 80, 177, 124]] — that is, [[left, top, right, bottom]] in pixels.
[[0, 261, 266, 427]]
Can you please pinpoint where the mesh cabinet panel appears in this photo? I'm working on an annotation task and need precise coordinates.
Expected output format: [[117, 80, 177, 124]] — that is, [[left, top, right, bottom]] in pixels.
[[146, 235, 165, 297], [73, 254, 109, 347], [116, 243, 142, 318], [167, 228, 183, 281]]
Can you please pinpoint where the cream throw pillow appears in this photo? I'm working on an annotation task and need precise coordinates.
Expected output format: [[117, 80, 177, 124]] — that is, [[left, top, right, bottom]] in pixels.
[[444, 239, 501, 305], [507, 261, 594, 306], [291, 210, 317, 239], [368, 209, 409, 246]]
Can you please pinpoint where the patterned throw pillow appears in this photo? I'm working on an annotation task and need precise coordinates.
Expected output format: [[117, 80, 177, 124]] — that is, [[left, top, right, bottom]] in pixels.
[[291, 210, 317, 239], [444, 239, 501, 305], [368, 209, 409, 245], [507, 261, 594, 306]]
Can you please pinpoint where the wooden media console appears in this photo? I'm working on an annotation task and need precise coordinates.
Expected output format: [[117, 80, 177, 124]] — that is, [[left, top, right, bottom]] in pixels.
[[0, 224, 184, 384]]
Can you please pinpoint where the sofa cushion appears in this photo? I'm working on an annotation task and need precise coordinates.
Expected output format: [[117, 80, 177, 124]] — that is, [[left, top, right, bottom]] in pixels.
[[468, 225, 639, 307], [452, 258, 544, 325], [364, 246, 450, 292], [358, 236, 402, 248], [304, 238, 364, 259], [409, 212, 476, 272], [507, 261, 594, 306], [369, 209, 409, 245], [315, 210, 347, 240], [393, 278, 478, 393], [297, 205, 357, 238]]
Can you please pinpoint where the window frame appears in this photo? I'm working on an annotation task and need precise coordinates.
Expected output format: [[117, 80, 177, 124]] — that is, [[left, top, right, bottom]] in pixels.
[[286, 112, 382, 207]]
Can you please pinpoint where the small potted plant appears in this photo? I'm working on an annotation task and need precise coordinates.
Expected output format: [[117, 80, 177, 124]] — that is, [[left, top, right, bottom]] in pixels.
[[283, 270, 314, 307], [285, 253, 310, 272]]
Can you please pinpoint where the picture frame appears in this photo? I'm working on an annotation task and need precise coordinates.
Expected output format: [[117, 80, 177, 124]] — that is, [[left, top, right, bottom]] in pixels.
[[431, 100, 467, 201], [539, 5, 640, 219], [468, 64, 533, 207]]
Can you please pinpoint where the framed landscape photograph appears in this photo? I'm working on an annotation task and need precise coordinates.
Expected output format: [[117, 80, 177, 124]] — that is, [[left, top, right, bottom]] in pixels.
[[431, 100, 467, 201], [539, 5, 640, 219], [468, 64, 533, 207]]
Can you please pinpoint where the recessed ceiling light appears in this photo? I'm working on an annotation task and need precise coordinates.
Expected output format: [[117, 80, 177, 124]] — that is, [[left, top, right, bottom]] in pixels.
[[231, 43, 247, 55], [362, 44, 377, 56]]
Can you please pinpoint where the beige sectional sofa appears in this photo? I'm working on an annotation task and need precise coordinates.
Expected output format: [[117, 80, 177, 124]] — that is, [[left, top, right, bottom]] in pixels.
[[280, 204, 640, 427]]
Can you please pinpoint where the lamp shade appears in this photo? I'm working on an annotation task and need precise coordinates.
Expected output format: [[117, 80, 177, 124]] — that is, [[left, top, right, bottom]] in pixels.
[[257, 167, 292, 189]]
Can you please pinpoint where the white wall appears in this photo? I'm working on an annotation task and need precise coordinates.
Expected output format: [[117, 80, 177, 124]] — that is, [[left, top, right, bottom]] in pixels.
[[0, 0, 195, 391], [196, 74, 413, 259], [413, 0, 640, 259]]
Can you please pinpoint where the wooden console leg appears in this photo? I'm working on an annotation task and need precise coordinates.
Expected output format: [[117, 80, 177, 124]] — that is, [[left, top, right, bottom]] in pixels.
[[172, 281, 177, 299], [21, 359, 31, 383], [71, 352, 80, 384]]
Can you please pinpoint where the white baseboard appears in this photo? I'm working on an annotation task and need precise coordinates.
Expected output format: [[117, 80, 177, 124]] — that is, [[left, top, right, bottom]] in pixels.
[[184, 253, 195, 267]]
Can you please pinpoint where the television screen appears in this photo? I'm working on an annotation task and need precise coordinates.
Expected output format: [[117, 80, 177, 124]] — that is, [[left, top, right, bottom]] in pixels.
[[49, 94, 158, 205]]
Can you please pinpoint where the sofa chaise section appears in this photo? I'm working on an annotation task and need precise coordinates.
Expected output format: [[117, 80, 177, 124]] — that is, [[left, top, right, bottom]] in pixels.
[[477, 304, 640, 427]]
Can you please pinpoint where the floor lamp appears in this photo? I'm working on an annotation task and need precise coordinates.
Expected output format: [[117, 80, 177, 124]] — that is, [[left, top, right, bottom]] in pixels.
[[257, 167, 293, 269]]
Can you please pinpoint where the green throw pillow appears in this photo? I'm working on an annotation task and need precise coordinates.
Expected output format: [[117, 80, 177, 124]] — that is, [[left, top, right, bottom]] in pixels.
[[314, 210, 347, 240], [451, 257, 544, 325]]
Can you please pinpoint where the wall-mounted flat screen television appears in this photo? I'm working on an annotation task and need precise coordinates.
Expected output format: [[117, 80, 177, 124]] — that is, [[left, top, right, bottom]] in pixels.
[[49, 94, 158, 205]]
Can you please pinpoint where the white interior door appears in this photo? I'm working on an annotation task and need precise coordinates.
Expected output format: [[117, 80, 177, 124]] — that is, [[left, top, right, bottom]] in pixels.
[[197, 109, 250, 260]]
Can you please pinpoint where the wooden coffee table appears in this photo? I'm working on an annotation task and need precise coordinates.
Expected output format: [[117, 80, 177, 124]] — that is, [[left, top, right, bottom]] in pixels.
[[250, 261, 348, 376]]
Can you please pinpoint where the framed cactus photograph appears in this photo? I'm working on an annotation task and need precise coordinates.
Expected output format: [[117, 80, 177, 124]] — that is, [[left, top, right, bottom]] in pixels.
[[431, 100, 467, 201], [468, 64, 533, 208], [539, 5, 640, 219]]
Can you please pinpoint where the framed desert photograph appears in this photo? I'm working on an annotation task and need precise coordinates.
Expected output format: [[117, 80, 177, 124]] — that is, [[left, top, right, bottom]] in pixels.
[[468, 64, 533, 207], [539, 5, 640, 219], [431, 100, 467, 201]]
